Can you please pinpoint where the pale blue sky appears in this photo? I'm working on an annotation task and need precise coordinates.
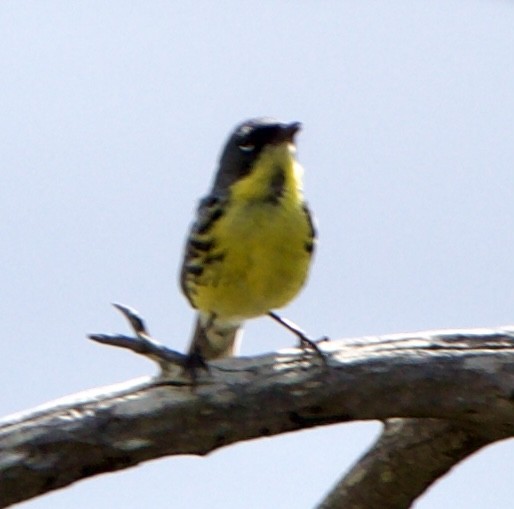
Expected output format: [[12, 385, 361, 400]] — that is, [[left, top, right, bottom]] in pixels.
[[2, 1, 514, 508]]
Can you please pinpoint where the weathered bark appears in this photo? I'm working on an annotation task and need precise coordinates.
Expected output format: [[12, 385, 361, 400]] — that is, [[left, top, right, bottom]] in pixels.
[[317, 419, 512, 509], [1, 325, 514, 507]]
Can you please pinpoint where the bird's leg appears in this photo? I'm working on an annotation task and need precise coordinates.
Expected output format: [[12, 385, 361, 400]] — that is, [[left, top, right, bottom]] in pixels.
[[267, 311, 328, 365], [182, 314, 214, 383], [183, 345, 209, 385]]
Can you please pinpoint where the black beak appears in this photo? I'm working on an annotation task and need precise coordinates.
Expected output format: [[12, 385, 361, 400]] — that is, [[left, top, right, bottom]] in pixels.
[[280, 121, 302, 143]]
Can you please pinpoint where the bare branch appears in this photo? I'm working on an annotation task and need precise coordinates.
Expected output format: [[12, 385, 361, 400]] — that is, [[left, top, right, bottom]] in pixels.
[[2, 325, 514, 507], [317, 419, 512, 509]]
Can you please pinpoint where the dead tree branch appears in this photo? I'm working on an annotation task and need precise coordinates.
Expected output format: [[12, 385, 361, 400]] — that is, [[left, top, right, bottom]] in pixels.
[[1, 324, 514, 507], [317, 418, 512, 509]]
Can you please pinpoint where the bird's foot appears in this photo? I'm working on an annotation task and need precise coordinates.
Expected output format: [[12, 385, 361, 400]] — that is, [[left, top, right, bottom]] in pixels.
[[268, 311, 329, 366], [183, 347, 209, 384]]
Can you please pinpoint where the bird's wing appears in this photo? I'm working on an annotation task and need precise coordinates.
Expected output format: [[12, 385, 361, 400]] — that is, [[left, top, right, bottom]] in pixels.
[[180, 194, 227, 307]]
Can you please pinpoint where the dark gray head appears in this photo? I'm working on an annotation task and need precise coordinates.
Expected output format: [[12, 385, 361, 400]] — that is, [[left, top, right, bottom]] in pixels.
[[211, 118, 302, 194]]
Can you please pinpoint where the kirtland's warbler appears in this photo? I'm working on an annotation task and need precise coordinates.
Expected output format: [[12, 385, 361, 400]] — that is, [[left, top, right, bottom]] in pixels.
[[180, 118, 316, 361]]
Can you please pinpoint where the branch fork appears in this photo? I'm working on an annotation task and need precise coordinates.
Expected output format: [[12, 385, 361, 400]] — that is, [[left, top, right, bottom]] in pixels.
[[2, 308, 514, 508]]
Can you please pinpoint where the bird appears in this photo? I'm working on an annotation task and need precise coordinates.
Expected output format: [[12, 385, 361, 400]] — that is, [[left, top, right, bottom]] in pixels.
[[180, 117, 316, 364]]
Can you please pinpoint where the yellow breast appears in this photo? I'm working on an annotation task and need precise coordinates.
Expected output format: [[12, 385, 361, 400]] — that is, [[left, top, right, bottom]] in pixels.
[[190, 145, 314, 321]]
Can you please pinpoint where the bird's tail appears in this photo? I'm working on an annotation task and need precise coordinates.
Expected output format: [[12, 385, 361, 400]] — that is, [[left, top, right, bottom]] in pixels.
[[188, 315, 242, 360]]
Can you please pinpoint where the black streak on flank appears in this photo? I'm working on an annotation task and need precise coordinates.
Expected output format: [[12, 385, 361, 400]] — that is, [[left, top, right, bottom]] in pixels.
[[196, 207, 224, 235], [185, 265, 204, 276], [303, 204, 316, 240], [189, 238, 214, 251], [302, 203, 316, 254], [305, 240, 315, 254]]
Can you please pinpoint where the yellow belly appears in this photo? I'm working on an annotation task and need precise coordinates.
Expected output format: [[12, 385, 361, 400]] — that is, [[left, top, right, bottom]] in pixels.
[[193, 198, 312, 320]]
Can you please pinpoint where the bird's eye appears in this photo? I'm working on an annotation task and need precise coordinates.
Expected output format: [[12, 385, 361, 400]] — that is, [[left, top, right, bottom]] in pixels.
[[238, 142, 255, 153]]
